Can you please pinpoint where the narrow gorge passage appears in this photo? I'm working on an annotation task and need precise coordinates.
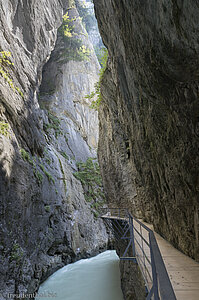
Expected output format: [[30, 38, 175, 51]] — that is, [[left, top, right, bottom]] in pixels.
[[0, 0, 199, 300], [0, 0, 112, 297]]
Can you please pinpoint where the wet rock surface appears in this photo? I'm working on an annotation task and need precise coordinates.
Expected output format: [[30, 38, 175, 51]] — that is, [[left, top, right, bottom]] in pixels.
[[94, 0, 199, 261]]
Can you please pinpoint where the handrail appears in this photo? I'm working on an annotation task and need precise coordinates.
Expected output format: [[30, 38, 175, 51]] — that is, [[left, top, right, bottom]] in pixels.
[[149, 231, 176, 300], [100, 207, 176, 300]]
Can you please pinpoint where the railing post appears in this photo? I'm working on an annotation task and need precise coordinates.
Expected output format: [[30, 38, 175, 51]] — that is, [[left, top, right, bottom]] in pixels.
[[129, 214, 135, 257], [149, 231, 160, 300], [140, 225, 147, 282]]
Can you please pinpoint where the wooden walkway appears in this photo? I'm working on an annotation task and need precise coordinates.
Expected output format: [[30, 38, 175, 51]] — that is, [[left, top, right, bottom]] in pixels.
[[139, 220, 199, 300], [154, 231, 199, 300], [101, 214, 199, 300]]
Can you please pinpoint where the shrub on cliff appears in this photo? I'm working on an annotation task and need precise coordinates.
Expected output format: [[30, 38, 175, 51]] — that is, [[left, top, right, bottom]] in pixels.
[[59, 12, 91, 62], [74, 158, 106, 216], [85, 48, 108, 110], [0, 51, 23, 97]]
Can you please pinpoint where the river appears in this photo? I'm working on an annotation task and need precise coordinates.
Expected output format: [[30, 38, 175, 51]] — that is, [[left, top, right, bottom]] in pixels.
[[36, 250, 124, 300]]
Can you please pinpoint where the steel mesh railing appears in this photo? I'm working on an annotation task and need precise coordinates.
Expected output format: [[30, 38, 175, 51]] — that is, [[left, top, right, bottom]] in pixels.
[[100, 207, 176, 300]]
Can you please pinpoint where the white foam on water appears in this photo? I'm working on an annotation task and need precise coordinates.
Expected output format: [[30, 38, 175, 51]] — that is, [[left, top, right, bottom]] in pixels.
[[36, 250, 124, 300]]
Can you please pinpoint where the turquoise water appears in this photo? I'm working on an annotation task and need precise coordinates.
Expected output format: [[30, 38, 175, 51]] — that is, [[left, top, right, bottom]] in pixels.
[[36, 250, 124, 300]]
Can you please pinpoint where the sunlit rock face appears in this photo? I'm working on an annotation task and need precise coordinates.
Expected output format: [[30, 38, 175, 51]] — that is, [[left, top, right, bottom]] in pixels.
[[39, 5, 100, 160], [0, 0, 108, 296], [94, 0, 199, 261], [81, 0, 102, 49]]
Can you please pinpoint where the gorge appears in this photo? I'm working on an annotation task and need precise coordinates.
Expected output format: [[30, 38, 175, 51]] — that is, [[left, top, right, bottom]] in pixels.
[[0, 0, 199, 299], [0, 0, 109, 296]]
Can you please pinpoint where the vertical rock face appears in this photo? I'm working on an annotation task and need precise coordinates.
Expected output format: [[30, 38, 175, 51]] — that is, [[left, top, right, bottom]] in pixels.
[[0, 0, 108, 296], [39, 4, 100, 160], [80, 0, 102, 49], [94, 0, 199, 261], [0, 0, 64, 154]]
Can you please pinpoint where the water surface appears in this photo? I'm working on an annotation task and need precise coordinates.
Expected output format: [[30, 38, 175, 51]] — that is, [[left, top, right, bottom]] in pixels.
[[36, 250, 124, 300]]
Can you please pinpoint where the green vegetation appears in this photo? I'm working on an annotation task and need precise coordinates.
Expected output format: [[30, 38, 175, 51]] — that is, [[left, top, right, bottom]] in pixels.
[[58, 158, 67, 193], [59, 12, 91, 62], [59, 12, 75, 38], [64, 134, 69, 143], [75, 0, 96, 33], [45, 157, 51, 165], [10, 243, 23, 263], [20, 149, 42, 183], [44, 170, 55, 184], [39, 163, 45, 172], [39, 163, 55, 184], [74, 159, 99, 187], [74, 158, 103, 186], [76, 45, 91, 61], [60, 37, 91, 62], [44, 205, 50, 213], [94, 46, 107, 67], [0, 51, 24, 97], [0, 121, 9, 137], [74, 158, 105, 216], [15, 86, 24, 98], [85, 48, 108, 110], [44, 112, 62, 138], [20, 149, 55, 185], [0, 51, 14, 90], [93, 211, 100, 218], [60, 151, 69, 160], [34, 170, 43, 184], [44, 148, 52, 165], [20, 149, 35, 166]]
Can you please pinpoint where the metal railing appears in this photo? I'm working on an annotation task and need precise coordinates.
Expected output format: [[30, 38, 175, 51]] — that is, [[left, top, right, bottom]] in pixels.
[[100, 207, 176, 300]]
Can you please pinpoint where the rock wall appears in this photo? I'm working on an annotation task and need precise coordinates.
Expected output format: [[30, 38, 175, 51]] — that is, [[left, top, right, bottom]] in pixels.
[[39, 4, 100, 160], [0, 0, 108, 297], [94, 0, 199, 261], [79, 0, 102, 49]]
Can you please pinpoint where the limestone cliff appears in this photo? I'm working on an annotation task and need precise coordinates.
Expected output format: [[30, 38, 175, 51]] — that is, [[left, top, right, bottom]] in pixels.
[[0, 0, 108, 296], [94, 0, 199, 261]]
